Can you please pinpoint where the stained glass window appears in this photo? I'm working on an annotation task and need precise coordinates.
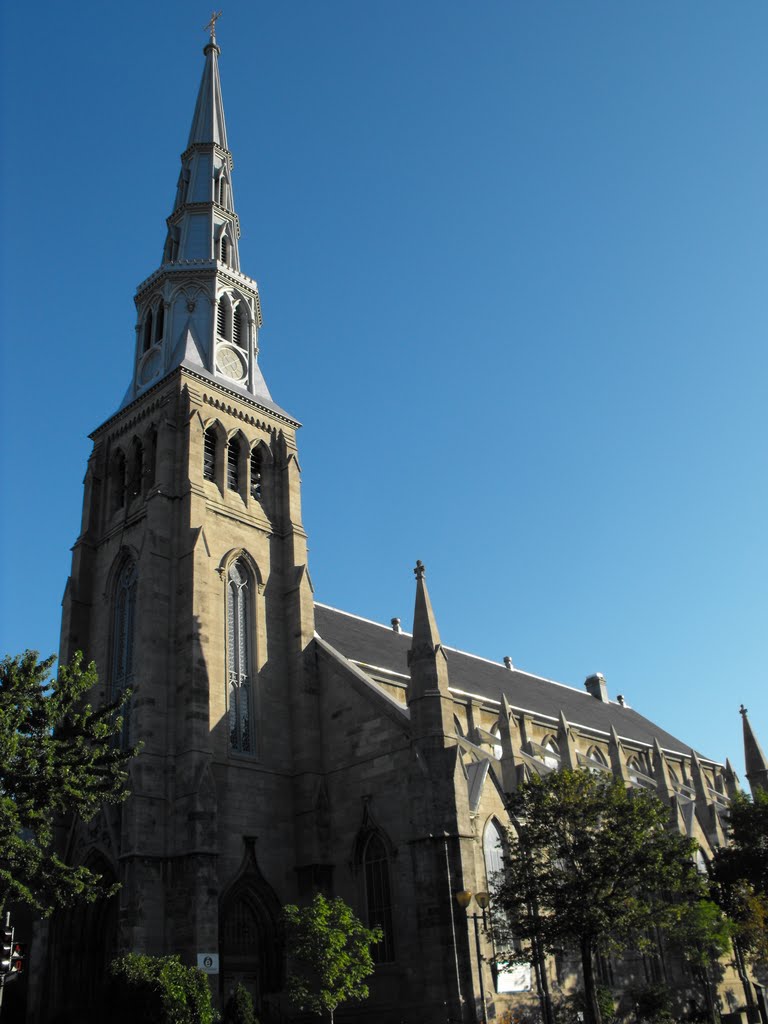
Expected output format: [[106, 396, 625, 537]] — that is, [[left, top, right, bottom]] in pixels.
[[363, 834, 394, 963]]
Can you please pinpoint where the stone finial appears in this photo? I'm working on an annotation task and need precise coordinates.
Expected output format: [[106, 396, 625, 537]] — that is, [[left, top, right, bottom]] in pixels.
[[391, 617, 402, 633], [741, 704, 768, 796], [503, 656, 514, 670], [414, 560, 426, 580], [740, 704, 748, 717]]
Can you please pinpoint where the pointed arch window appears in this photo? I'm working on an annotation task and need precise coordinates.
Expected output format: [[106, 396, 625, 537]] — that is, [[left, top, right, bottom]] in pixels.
[[362, 833, 394, 963], [250, 446, 263, 500], [128, 438, 144, 499], [227, 437, 240, 491], [586, 745, 609, 771], [142, 310, 153, 354], [203, 427, 217, 482], [227, 560, 253, 755], [220, 236, 229, 265], [154, 304, 164, 344], [218, 176, 227, 207], [542, 737, 559, 770], [217, 298, 230, 340], [110, 450, 126, 513], [111, 560, 137, 747], [483, 819, 505, 896]]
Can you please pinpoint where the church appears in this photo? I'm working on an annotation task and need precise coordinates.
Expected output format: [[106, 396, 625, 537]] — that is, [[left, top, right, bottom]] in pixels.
[[31, 25, 767, 1024]]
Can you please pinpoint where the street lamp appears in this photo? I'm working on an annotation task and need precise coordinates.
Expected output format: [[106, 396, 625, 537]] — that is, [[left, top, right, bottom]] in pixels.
[[455, 889, 490, 1024]]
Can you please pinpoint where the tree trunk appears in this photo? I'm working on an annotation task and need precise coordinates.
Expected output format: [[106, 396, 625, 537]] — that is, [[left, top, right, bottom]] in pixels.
[[580, 937, 602, 1024], [695, 964, 718, 1024]]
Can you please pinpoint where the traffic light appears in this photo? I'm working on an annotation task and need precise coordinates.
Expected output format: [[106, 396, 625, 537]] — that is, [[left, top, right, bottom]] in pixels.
[[0, 922, 14, 975], [10, 942, 24, 975]]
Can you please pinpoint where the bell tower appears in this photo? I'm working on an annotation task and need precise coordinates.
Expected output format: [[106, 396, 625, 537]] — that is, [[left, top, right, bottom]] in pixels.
[[46, 23, 317, 1021]]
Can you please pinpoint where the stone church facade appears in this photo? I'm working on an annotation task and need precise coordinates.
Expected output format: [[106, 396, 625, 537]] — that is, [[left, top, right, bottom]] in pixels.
[[31, 29, 768, 1024]]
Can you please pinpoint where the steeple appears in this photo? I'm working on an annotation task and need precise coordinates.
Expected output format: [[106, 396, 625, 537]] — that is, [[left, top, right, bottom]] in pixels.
[[740, 705, 768, 795], [123, 25, 286, 418]]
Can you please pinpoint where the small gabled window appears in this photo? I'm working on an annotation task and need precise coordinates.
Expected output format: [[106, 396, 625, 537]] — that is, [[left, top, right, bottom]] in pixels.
[[203, 427, 217, 482], [227, 437, 240, 491]]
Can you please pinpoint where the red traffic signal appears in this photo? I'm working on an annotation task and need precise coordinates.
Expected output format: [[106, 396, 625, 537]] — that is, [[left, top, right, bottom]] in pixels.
[[10, 942, 25, 974]]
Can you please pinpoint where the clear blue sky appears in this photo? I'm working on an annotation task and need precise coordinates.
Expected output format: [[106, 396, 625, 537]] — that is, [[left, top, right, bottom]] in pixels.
[[1, 1, 766, 778]]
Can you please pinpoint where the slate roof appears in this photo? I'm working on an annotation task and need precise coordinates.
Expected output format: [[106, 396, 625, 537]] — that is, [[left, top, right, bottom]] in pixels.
[[314, 603, 714, 764]]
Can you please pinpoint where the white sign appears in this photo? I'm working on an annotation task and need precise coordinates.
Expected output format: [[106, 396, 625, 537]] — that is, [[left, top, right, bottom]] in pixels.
[[197, 953, 219, 974], [496, 963, 532, 993]]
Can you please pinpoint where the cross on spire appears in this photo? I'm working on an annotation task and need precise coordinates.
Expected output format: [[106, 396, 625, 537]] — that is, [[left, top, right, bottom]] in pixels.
[[414, 560, 426, 580], [204, 10, 223, 42]]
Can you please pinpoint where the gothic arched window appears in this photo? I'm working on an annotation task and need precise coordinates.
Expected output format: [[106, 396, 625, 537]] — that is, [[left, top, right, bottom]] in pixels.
[[227, 560, 253, 755], [542, 737, 559, 770], [110, 450, 126, 513], [203, 427, 217, 482], [217, 297, 231, 340], [111, 560, 137, 746], [362, 833, 394, 963], [483, 819, 505, 895], [250, 446, 263, 500], [227, 437, 240, 492], [233, 305, 247, 350], [220, 236, 229, 265], [142, 310, 153, 353], [154, 304, 164, 343]]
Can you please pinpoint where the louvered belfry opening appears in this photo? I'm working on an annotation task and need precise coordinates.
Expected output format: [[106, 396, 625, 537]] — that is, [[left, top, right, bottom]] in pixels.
[[227, 437, 240, 491], [250, 447, 262, 500], [203, 428, 217, 481]]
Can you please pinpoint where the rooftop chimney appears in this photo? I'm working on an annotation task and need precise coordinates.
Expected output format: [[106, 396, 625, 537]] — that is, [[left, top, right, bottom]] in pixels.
[[584, 672, 608, 702]]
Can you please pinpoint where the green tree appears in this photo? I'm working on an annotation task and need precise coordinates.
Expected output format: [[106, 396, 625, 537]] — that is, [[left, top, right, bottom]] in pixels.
[[223, 982, 257, 1024], [282, 893, 382, 1024], [494, 769, 708, 1024], [0, 651, 136, 914], [669, 898, 733, 1023], [711, 789, 768, 968], [105, 953, 216, 1024]]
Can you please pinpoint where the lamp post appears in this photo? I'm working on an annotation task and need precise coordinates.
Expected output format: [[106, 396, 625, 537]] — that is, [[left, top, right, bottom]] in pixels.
[[455, 889, 490, 1024]]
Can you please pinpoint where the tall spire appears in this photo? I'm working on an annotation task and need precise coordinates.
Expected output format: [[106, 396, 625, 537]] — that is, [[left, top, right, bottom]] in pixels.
[[188, 16, 228, 148], [740, 705, 768, 795], [122, 25, 290, 419]]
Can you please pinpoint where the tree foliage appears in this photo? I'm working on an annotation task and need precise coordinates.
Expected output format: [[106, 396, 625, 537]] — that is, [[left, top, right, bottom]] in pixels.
[[223, 982, 257, 1024], [0, 650, 136, 914], [711, 789, 768, 967], [105, 953, 216, 1024], [282, 893, 382, 1024], [494, 770, 708, 1024]]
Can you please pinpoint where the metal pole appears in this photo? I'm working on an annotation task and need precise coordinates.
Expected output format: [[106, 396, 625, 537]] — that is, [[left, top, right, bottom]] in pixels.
[[472, 913, 488, 1024]]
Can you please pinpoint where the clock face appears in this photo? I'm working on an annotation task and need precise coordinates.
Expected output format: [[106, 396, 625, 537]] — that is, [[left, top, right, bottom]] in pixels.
[[216, 344, 246, 382]]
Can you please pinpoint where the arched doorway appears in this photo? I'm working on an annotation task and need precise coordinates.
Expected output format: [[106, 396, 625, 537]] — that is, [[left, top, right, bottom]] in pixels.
[[45, 854, 119, 1024]]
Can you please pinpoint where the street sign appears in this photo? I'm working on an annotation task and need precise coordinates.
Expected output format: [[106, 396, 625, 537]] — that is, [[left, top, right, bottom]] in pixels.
[[197, 953, 219, 974]]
